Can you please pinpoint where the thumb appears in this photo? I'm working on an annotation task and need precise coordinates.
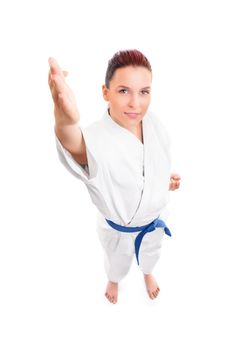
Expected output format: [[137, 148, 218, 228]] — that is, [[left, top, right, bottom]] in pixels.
[[170, 173, 181, 179]]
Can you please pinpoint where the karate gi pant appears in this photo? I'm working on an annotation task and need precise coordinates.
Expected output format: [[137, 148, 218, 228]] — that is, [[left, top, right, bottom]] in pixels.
[[96, 212, 167, 283]]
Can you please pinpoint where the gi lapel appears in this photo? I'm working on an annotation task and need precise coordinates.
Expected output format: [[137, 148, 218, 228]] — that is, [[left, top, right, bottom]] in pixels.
[[128, 112, 171, 226]]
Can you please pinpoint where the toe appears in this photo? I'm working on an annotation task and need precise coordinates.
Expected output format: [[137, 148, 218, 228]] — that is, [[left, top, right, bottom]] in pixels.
[[152, 289, 159, 298], [105, 293, 112, 303]]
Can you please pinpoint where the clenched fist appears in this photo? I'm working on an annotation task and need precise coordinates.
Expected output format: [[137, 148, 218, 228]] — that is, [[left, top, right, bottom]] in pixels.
[[169, 173, 181, 191]]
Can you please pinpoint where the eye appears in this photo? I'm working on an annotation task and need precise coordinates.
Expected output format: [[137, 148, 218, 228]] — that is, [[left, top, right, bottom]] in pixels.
[[119, 89, 128, 94], [141, 90, 150, 95]]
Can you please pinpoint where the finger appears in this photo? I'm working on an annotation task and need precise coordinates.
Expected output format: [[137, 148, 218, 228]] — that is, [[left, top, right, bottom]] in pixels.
[[50, 74, 67, 95], [170, 183, 177, 190], [48, 80, 58, 103], [48, 70, 55, 95], [63, 70, 69, 77], [48, 73, 63, 103], [171, 182, 180, 190], [48, 57, 63, 75], [48, 71, 58, 101], [48, 57, 66, 83], [48, 69, 60, 93], [48, 69, 53, 86], [170, 173, 180, 178], [171, 174, 181, 180]]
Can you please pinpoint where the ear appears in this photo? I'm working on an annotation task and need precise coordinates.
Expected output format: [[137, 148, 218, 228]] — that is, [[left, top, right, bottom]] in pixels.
[[102, 84, 109, 102]]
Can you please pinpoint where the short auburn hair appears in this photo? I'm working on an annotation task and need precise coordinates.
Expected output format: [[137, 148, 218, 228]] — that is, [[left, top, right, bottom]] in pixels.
[[105, 49, 152, 88]]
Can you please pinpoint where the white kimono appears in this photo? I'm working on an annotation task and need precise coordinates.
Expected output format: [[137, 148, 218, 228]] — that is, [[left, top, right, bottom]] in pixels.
[[55, 109, 171, 282]]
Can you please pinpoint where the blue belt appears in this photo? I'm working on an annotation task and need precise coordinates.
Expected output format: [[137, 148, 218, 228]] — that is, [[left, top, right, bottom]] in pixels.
[[105, 217, 172, 265]]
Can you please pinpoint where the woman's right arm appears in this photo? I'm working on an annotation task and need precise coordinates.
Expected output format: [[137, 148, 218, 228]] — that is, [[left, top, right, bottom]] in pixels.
[[48, 57, 88, 165]]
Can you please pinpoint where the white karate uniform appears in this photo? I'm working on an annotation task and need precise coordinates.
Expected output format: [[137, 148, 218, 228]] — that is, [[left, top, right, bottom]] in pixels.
[[55, 108, 171, 282]]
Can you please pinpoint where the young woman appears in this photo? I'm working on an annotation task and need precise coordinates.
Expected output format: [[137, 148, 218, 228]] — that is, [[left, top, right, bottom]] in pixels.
[[48, 50, 180, 304]]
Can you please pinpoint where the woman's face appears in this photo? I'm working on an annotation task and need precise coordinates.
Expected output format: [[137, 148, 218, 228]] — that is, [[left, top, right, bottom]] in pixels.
[[102, 65, 152, 129]]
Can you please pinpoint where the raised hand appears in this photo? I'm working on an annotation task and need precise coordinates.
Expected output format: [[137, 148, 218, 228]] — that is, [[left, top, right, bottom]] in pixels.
[[48, 57, 80, 126]]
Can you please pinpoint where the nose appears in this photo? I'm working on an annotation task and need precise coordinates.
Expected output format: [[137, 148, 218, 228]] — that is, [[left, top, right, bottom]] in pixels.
[[128, 93, 140, 109]]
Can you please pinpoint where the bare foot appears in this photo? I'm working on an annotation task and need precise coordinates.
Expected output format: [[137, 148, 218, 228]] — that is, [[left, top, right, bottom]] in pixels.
[[105, 281, 118, 304], [144, 274, 160, 299]]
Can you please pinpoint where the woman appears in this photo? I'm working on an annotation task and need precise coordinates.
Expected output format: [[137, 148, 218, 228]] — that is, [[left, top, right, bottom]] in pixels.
[[48, 49, 180, 304]]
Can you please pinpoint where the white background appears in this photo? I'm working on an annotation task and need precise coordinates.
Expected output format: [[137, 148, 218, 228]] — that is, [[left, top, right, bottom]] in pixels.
[[0, 0, 233, 349]]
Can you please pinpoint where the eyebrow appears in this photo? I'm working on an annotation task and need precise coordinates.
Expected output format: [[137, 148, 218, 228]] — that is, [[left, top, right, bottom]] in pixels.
[[117, 85, 151, 89]]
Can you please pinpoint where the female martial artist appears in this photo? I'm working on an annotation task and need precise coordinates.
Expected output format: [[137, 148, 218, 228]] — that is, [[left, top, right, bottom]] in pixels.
[[48, 50, 181, 304]]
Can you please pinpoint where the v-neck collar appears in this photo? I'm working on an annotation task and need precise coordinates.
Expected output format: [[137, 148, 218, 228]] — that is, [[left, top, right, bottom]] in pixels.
[[104, 109, 146, 147]]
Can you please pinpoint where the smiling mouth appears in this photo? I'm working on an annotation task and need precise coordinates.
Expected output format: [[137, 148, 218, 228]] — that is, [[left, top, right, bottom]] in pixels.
[[124, 112, 140, 118]]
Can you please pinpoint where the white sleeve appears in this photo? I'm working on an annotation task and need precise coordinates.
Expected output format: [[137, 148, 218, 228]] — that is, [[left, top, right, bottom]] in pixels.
[[54, 126, 99, 184]]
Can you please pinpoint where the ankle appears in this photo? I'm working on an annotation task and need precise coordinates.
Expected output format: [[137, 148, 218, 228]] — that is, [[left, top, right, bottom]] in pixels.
[[108, 280, 118, 285], [144, 273, 152, 277]]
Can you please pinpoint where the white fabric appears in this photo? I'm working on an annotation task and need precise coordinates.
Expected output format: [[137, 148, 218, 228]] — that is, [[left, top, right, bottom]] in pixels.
[[55, 108, 171, 281], [96, 210, 167, 282], [55, 108, 171, 226]]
